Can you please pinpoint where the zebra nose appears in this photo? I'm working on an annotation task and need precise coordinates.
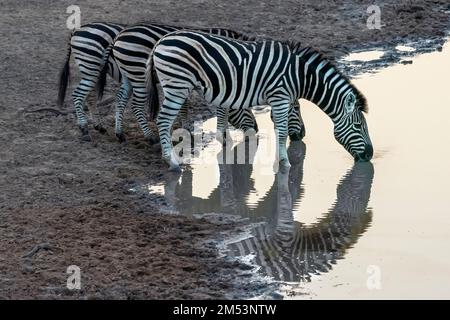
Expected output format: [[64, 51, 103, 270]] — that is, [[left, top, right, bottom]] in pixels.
[[356, 144, 373, 162]]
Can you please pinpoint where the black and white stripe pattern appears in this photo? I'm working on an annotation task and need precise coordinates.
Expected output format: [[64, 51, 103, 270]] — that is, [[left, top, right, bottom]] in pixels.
[[148, 31, 373, 171], [161, 141, 374, 282], [228, 157, 374, 282], [100, 23, 259, 142], [270, 101, 305, 141], [58, 22, 259, 141], [57, 22, 125, 140]]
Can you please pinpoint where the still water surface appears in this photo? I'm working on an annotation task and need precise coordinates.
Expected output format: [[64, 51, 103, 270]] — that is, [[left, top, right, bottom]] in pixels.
[[148, 38, 450, 299]]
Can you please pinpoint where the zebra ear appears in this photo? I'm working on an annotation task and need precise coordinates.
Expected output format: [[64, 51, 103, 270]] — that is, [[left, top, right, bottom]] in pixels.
[[344, 92, 356, 113]]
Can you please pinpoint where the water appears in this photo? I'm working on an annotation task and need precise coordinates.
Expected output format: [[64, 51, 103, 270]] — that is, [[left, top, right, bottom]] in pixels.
[[343, 50, 384, 62], [395, 45, 416, 52], [147, 38, 450, 299]]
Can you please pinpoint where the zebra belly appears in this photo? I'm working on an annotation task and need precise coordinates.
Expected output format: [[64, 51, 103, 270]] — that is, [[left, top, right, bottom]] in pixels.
[[114, 52, 151, 84], [201, 85, 267, 111]]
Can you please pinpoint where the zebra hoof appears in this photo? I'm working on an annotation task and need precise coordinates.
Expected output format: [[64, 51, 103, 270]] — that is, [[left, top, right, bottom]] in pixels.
[[79, 126, 89, 135], [289, 130, 305, 141], [147, 136, 160, 145], [81, 134, 92, 142], [151, 143, 162, 152], [94, 124, 107, 134], [165, 156, 181, 172], [79, 126, 91, 142], [116, 133, 126, 143]]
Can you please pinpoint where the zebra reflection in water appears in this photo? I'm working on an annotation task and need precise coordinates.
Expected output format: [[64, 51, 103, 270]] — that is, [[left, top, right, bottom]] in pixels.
[[162, 140, 374, 282]]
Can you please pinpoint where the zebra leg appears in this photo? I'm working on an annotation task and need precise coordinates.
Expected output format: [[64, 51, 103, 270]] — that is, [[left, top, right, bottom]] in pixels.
[[72, 78, 97, 141], [86, 91, 107, 134], [114, 79, 132, 143], [228, 108, 258, 135], [178, 104, 189, 130], [288, 101, 306, 141], [130, 86, 158, 144], [216, 107, 229, 145], [157, 98, 184, 172], [271, 103, 291, 169]]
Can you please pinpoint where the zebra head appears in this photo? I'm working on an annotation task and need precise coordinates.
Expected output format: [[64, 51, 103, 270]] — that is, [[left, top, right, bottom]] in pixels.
[[333, 90, 373, 162], [294, 46, 373, 162]]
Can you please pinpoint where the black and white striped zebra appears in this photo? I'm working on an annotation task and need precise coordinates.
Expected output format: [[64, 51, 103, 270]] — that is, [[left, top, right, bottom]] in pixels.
[[57, 23, 259, 141], [97, 23, 260, 142], [147, 31, 373, 171], [57, 22, 125, 140]]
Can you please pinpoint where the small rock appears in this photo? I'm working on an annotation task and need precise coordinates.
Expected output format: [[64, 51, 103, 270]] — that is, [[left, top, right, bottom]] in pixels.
[[58, 173, 76, 184]]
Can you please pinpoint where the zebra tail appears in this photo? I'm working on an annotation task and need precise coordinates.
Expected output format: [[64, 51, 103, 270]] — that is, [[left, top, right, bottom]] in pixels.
[[146, 55, 160, 121], [57, 32, 73, 107], [96, 44, 112, 102]]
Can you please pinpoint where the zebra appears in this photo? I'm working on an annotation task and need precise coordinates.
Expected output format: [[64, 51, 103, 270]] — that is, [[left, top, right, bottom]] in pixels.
[[158, 141, 374, 282], [96, 23, 261, 143], [57, 22, 124, 141], [57, 23, 259, 142], [147, 31, 373, 172]]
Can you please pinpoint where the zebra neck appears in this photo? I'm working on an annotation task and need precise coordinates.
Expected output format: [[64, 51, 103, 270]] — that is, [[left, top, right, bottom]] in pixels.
[[296, 59, 347, 123]]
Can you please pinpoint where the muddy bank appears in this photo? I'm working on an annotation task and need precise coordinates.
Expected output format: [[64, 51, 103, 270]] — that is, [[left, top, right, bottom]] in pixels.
[[0, 0, 449, 299]]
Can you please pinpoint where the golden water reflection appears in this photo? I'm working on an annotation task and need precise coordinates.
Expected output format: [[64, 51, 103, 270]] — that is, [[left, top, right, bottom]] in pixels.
[[150, 38, 450, 299]]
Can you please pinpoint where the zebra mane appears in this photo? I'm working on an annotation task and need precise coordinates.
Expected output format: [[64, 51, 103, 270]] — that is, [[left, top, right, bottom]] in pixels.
[[283, 40, 303, 54], [128, 21, 255, 42], [237, 33, 257, 41], [293, 45, 368, 113], [198, 27, 255, 41], [90, 21, 128, 27]]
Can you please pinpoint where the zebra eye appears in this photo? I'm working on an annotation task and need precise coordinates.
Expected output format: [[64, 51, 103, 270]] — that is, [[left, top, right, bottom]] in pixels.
[[354, 122, 362, 130]]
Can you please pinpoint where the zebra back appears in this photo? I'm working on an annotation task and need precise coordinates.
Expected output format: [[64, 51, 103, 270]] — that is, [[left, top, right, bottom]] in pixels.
[[57, 22, 125, 106], [98, 23, 252, 120]]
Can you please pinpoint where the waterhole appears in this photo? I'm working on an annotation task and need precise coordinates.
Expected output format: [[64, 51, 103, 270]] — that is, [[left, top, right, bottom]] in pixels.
[[145, 38, 450, 299]]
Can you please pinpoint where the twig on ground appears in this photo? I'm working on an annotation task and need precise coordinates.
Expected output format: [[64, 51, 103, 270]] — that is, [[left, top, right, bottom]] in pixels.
[[22, 242, 52, 258], [23, 108, 72, 116]]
